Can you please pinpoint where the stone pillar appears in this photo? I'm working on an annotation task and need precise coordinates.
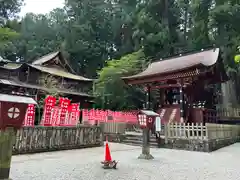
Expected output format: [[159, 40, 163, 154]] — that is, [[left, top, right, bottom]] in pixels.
[[0, 128, 15, 180], [138, 86, 154, 160]]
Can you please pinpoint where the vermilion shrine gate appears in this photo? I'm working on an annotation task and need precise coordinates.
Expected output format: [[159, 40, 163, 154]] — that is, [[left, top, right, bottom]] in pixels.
[[123, 48, 228, 124]]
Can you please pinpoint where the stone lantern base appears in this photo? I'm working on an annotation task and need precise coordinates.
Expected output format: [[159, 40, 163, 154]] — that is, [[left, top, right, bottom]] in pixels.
[[138, 128, 154, 160], [138, 153, 154, 160]]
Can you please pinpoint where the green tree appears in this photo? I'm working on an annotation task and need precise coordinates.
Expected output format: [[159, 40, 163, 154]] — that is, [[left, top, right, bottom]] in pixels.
[[132, 0, 182, 59], [1, 9, 68, 61], [0, 0, 23, 54], [210, 0, 240, 72], [107, 0, 139, 59], [94, 50, 147, 110], [209, 1, 240, 102], [0, 27, 18, 44], [1, 0, 240, 109], [188, 0, 212, 50], [64, 0, 115, 77], [0, 0, 24, 19]]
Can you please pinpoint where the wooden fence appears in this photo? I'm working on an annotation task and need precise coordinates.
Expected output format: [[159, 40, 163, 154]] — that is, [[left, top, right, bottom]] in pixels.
[[217, 107, 240, 118], [99, 121, 240, 142], [206, 123, 240, 139], [165, 123, 207, 140], [12, 125, 103, 154], [165, 123, 240, 140], [99, 122, 126, 134]]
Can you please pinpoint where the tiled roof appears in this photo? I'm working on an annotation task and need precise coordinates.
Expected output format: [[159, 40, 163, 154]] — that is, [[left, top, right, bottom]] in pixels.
[[123, 48, 220, 80], [29, 64, 93, 82], [31, 52, 60, 65], [31, 51, 76, 74], [140, 110, 159, 116], [0, 51, 94, 82], [0, 79, 93, 97], [0, 93, 37, 104], [0, 56, 11, 63], [3, 63, 22, 69]]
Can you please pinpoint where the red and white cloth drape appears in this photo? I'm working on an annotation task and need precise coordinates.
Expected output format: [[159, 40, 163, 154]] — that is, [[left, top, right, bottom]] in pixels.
[[66, 103, 80, 126], [81, 109, 138, 124], [23, 104, 36, 127], [59, 97, 71, 126], [41, 96, 56, 126], [40, 96, 80, 126]]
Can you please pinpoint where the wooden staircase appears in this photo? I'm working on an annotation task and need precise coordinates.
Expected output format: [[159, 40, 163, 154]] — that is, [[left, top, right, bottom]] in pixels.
[[121, 133, 159, 148]]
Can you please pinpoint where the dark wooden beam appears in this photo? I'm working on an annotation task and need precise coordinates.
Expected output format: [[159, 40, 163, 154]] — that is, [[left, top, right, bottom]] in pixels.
[[125, 69, 200, 85], [150, 84, 181, 89]]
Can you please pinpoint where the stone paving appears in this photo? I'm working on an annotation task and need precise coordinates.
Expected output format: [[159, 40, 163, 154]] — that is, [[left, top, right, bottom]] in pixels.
[[10, 143, 240, 180]]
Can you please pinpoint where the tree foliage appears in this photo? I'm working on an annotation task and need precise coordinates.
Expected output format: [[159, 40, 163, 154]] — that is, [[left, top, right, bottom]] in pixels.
[[0, 27, 18, 44], [1, 9, 68, 61], [0, 0, 23, 19], [0, 0, 240, 109], [0, 0, 23, 52], [38, 74, 63, 107], [94, 50, 147, 110]]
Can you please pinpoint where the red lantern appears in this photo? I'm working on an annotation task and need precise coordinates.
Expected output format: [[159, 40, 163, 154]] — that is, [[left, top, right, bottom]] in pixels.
[[137, 110, 160, 129]]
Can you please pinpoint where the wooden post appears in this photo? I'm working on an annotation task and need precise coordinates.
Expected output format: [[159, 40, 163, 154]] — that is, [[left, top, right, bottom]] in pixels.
[[0, 128, 15, 180], [146, 86, 150, 110], [138, 86, 154, 160], [159, 89, 165, 107], [179, 85, 184, 123]]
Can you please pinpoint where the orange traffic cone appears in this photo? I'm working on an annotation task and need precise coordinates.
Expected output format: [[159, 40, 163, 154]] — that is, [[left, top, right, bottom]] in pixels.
[[105, 141, 112, 162], [101, 137, 118, 169]]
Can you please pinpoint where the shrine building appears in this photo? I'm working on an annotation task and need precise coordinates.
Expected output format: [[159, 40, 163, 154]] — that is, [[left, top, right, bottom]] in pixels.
[[0, 51, 94, 108], [123, 48, 229, 124]]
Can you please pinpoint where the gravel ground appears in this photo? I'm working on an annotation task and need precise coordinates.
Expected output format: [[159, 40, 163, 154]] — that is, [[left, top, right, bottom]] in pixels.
[[10, 143, 240, 180]]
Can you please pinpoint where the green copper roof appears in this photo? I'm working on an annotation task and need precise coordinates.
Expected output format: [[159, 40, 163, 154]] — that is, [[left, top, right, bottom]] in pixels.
[[3, 63, 22, 69]]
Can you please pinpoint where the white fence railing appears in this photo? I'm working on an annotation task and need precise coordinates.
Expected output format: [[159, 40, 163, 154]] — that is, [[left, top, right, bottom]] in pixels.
[[165, 123, 207, 140], [99, 121, 240, 141], [165, 123, 240, 140], [217, 107, 240, 118], [99, 122, 126, 134]]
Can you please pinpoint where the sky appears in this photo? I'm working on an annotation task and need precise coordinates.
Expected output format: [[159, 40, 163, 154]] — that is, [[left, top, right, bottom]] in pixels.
[[20, 0, 65, 16]]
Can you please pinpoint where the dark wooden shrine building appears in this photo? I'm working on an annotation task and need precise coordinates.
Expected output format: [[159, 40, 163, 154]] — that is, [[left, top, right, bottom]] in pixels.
[[0, 52, 94, 108], [123, 48, 229, 124]]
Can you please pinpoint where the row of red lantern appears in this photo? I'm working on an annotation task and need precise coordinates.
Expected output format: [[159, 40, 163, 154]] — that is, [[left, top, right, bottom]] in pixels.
[[82, 109, 138, 124], [40, 96, 80, 126]]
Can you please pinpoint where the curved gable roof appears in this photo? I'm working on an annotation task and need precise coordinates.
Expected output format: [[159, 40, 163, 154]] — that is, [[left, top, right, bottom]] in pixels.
[[123, 48, 220, 80], [28, 64, 93, 82], [32, 52, 59, 65], [31, 51, 76, 74]]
